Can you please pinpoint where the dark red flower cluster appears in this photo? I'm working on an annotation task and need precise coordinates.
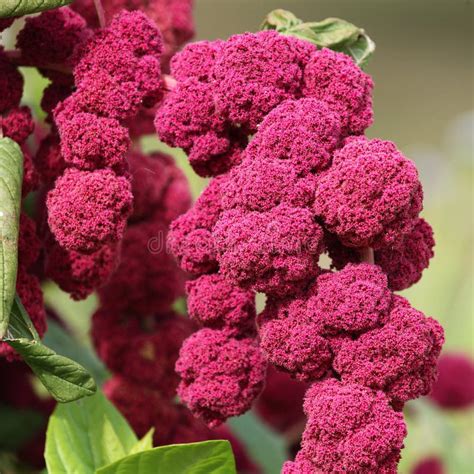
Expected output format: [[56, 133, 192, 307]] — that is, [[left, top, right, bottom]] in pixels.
[[162, 29, 444, 473], [429, 352, 474, 409], [0, 48, 45, 361], [71, 0, 194, 67]]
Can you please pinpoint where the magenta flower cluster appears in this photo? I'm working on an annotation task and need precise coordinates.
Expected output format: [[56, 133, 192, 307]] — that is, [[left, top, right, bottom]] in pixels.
[[161, 30, 444, 473]]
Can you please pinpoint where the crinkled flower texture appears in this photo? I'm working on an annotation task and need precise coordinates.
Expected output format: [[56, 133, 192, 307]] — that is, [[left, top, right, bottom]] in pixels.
[[186, 273, 256, 337], [168, 175, 227, 275], [214, 204, 324, 296], [258, 282, 333, 382], [375, 217, 435, 291], [47, 168, 133, 253], [334, 295, 444, 409], [45, 240, 119, 300], [16, 7, 91, 65], [0, 107, 34, 144], [213, 30, 315, 132], [71, 0, 194, 66], [303, 47, 374, 136], [314, 136, 423, 249], [312, 263, 392, 334], [430, 353, 474, 409], [245, 98, 342, 176], [58, 113, 130, 172], [283, 379, 406, 474], [176, 328, 267, 427]]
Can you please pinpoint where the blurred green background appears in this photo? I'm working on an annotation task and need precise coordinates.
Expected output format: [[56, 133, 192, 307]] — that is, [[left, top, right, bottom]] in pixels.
[[3, 0, 473, 473]]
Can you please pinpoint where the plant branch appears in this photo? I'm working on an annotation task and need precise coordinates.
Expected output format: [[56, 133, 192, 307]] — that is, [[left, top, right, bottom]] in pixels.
[[359, 247, 374, 264], [93, 0, 106, 29]]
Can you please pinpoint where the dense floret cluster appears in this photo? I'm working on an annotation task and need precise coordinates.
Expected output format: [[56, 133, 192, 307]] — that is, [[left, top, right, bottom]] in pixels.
[[156, 31, 370, 177], [163, 27, 444, 473], [282, 380, 407, 473]]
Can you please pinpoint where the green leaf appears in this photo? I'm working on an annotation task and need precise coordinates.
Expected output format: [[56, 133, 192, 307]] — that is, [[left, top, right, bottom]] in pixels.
[[0, 403, 45, 451], [286, 18, 360, 49], [129, 429, 154, 455], [0, 138, 23, 339], [0, 0, 73, 19], [7, 339, 97, 403], [260, 9, 302, 32], [97, 440, 237, 474], [340, 31, 376, 68], [4, 295, 97, 403], [228, 411, 289, 474], [43, 318, 109, 386], [45, 391, 138, 474], [260, 10, 375, 68]]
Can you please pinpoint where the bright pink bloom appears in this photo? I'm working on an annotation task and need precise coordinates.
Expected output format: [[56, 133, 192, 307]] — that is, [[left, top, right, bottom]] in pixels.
[[221, 157, 317, 212], [16, 7, 91, 65], [213, 30, 315, 132], [98, 219, 185, 313], [176, 328, 267, 427], [334, 296, 444, 408], [311, 263, 392, 334], [168, 175, 227, 275], [314, 137, 423, 249], [213, 204, 324, 296], [0, 106, 34, 144], [246, 98, 342, 175], [47, 168, 133, 253], [171, 40, 222, 83], [258, 285, 332, 382], [155, 78, 226, 151], [294, 379, 406, 474], [58, 112, 130, 172], [375, 218, 435, 291], [187, 129, 247, 177], [45, 240, 119, 300], [303, 48, 373, 136], [430, 353, 474, 409], [186, 274, 256, 337], [93, 310, 193, 395]]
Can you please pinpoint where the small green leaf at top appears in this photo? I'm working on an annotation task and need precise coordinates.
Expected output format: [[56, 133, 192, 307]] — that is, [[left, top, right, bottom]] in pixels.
[[3, 295, 97, 403], [0, 0, 73, 19], [0, 138, 23, 339], [96, 440, 237, 474], [45, 391, 138, 474], [260, 9, 375, 68], [260, 9, 302, 32]]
